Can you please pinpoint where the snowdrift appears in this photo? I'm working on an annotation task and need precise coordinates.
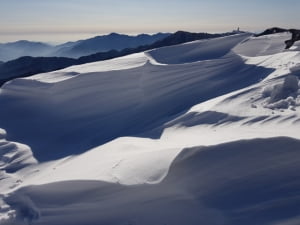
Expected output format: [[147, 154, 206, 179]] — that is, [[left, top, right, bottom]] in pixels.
[[0, 32, 300, 225], [0, 128, 36, 173], [0, 33, 274, 161], [3, 137, 300, 225]]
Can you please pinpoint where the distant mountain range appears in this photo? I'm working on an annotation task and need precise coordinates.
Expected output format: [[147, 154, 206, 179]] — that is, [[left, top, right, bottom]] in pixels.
[[55, 32, 171, 58], [0, 33, 170, 62], [0, 31, 242, 86], [0, 40, 52, 62]]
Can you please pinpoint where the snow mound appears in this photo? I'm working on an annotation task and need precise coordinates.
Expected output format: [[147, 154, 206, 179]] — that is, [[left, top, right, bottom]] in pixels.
[[0, 129, 36, 173], [233, 33, 290, 57], [148, 33, 250, 64], [3, 194, 40, 224], [2, 137, 300, 225], [263, 75, 300, 109], [0, 129, 37, 224], [25, 53, 149, 83]]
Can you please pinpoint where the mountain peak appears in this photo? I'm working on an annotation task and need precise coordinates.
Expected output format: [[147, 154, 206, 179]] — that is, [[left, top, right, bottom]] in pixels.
[[107, 32, 122, 37]]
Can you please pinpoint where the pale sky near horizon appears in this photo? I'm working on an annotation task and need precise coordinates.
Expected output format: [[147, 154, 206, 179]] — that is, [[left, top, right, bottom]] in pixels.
[[0, 0, 299, 43]]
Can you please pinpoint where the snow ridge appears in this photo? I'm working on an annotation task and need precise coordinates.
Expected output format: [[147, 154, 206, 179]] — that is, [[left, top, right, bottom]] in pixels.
[[0, 33, 300, 225]]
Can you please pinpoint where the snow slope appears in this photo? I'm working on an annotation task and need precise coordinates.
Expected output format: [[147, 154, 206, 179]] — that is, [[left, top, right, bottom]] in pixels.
[[0, 32, 300, 225], [0, 33, 272, 161]]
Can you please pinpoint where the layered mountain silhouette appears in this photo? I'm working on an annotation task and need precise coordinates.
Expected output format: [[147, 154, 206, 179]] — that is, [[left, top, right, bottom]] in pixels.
[[55, 32, 171, 58], [0, 40, 53, 62], [0, 33, 170, 62], [0, 31, 240, 86]]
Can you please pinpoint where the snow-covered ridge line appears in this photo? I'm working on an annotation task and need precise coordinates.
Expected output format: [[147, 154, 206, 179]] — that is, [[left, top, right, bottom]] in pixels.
[[0, 33, 266, 162], [0, 32, 300, 225]]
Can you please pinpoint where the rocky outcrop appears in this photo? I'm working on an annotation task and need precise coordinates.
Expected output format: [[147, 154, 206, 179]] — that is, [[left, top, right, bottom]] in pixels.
[[285, 29, 300, 49], [256, 27, 300, 49], [256, 27, 287, 37]]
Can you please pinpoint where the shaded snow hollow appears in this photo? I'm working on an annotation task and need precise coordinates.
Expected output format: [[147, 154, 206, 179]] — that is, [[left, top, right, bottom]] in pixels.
[[0, 33, 300, 225]]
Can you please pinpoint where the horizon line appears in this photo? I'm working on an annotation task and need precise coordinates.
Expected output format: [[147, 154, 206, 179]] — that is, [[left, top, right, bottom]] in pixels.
[[0, 28, 265, 44]]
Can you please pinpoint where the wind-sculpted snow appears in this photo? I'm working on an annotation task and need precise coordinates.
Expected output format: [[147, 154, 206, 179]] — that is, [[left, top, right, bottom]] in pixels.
[[0, 129, 36, 223], [0, 128, 36, 173], [262, 75, 300, 109], [0, 33, 300, 225], [148, 33, 250, 64], [234, 33, 292, 57], [0, 34, 273, 161], [2, 137, 300, 225]]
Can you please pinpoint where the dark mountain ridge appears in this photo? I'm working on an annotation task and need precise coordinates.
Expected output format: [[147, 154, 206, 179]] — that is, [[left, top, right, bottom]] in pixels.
[[0, 41, 53, 62], [0, 31, 243, 86], [0, 33, 170, 61], [57, 32, 170, 58]]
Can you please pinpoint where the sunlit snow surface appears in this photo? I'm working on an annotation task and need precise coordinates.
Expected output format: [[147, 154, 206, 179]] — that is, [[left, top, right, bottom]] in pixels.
[[0, 33, 300, 225]]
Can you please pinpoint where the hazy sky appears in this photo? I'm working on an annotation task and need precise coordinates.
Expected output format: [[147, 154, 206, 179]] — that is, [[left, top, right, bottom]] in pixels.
[[1, 0, 299, 43]]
